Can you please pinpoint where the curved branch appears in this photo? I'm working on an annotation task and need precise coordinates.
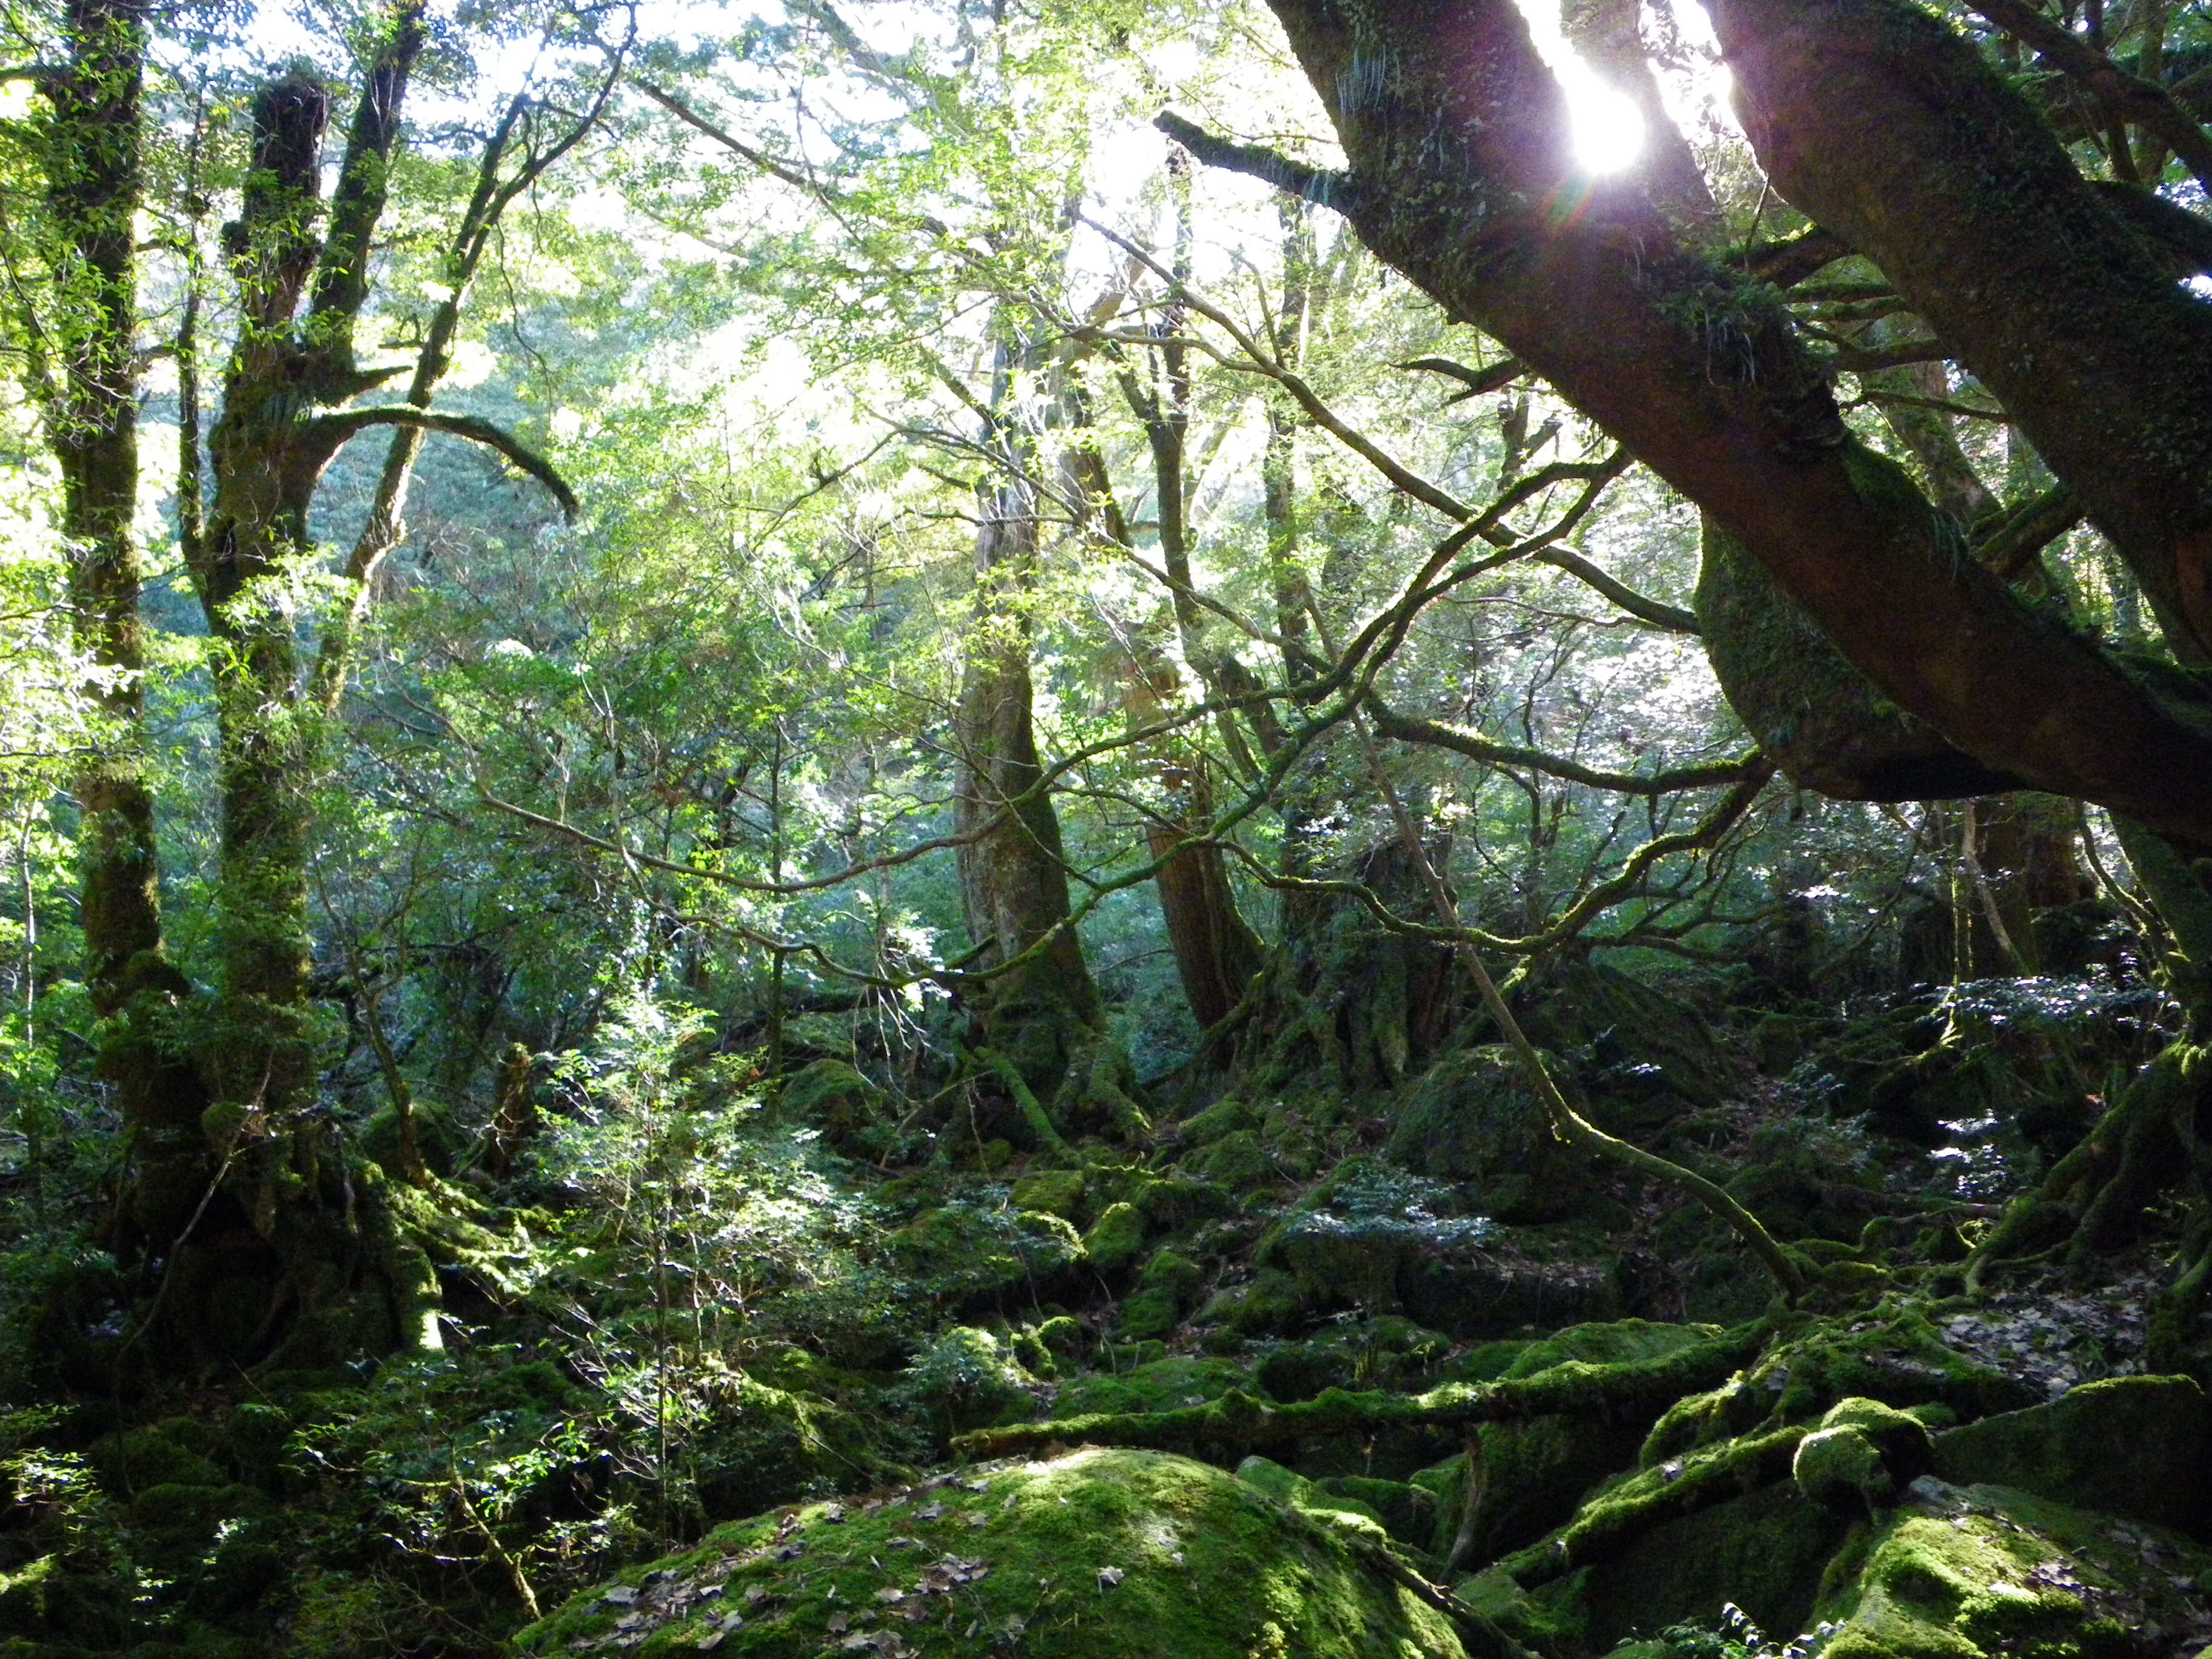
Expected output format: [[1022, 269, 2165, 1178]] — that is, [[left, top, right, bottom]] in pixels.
[[1532, 547, 1700, 633], [1372, 711, 1756, 794], [308, 407, 578, 518], [1968, 0, 2212, 194], [1154, 110, 1361, 216]]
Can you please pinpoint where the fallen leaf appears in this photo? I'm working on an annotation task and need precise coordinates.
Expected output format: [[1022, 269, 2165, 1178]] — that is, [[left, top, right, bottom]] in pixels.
[[604, 1587, 638, 1606], [1097, 1565, 1125, 1589]]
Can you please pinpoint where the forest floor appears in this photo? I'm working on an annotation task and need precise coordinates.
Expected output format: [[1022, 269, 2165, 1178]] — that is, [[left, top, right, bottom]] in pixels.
[[4, 959, 2210, 1659]]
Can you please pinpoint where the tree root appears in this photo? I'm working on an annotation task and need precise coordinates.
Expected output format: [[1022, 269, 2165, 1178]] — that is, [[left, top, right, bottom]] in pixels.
[[1968, 1037, 2211, 1288], [950, 1321, 1769, 1460], [1491, 1423, 1808, 1587]]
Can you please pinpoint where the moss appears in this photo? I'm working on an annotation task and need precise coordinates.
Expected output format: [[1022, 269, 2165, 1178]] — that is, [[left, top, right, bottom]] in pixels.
[[780, 1059, 892, 1158], [1008, 1167, 1086, 1222], [1794, 1398, 1935, 1512], [1384, 1046, 1583, 1224], [87, 1423, 223, 1493], [1199, 1268, 1304, 1338], [358, 1098, 463, 1179], [1179, 1097, 1259, 1142], [1818, 1481, 2208, 1658], [888, 1203, 1085, 1307], [1053, 1355, 1253, 1419], [904, 1327, 1042, 1436], [512, 1448, 1471, 1659], [1575, 1478, 1849, 1647], [1232, 1456, 1392, 1539], [1081, 1201, 1147, 1273], [1114, 1285, 1184, 1341], [1192, 1128, 1275, 1190], [1929, 1375, 2209, 1535]]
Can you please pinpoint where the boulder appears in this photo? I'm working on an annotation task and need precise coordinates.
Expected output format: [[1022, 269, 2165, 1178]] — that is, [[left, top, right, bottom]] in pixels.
[[514, 1448, 1471, 1659]]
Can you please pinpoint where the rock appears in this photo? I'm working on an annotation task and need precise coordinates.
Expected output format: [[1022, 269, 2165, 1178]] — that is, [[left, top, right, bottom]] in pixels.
[[1081, 1201, 1147, 1273], [903, 1326, 1041, 1435], [1191, 1127, 1274, 1190], [887, 1202, 1084, 1309], [1258, 1157, 1621, 1337], [514, 1449, 1473, 1658], [1008, 1167, 1085, 1221], [1820, 1478, 2212, 1658], [780, 1059, 892, 1158], [1929, 1373, 2210, 1536], [1051, 1355, 1252, 1418], [1386, 1046, 1584, 1222], [1794, 1397, 1936, 1512]]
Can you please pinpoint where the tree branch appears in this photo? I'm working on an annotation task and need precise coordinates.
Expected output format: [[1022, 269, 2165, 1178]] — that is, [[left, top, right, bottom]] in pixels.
[[1969, 0, 2212, 193], [307, 408, 578, 518], [1155, 110, 1361, 216]]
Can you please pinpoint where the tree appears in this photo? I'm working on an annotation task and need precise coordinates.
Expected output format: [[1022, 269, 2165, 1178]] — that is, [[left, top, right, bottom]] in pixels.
[[1185, 0, 2212, 845]]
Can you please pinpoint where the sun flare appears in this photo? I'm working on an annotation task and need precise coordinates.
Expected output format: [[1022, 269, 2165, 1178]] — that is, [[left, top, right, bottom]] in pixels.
[[1512, 0, 1649, 174]]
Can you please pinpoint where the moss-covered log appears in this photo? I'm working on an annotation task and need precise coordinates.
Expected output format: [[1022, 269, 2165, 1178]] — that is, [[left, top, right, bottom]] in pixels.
[[1491, 1424, 1807, 1586], [950, 1321, 1769, 1459]]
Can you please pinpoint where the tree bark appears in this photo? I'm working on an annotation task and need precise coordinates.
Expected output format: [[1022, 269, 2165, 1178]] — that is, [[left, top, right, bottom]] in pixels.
[[954, 335, 1103, 1099], [1244, 0, 2212, 846], [39, 0, 215, 1242]]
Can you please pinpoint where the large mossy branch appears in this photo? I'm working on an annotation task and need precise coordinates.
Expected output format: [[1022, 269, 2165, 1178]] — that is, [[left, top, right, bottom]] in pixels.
[[951, 1322, 1769, 1460], [1492, 1423, 1808, 1586], [1247, 0, 2212, 843]]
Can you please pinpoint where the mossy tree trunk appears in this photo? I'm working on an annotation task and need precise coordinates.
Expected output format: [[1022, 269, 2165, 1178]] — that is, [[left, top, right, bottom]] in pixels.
[[1103, 174, 1267, 1033], [33, 0, 213, 1242], [141, 10, 447, 1362], [1232, 0, 2212, 845], [954, 329, 1104, 1104]]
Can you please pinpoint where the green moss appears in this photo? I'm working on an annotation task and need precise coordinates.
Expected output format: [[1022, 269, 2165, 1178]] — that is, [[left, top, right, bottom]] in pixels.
[[1818, 1481, 2204, 1658], [904, 1327, 1041, 1435], [1114, 1285, 1184, 1341], [888, 1203, 1085, 1305], [1192, 1128, 1274, 1190], [512, 1449, 1470, 1659], [1179, 1098, 1259, 1142], [1929, 1375, 2209, 1534], [1082, 1201, 1147, 1273], [780, 1059, 891, 1157], [1232, 1456, 1392, 1540], [1053, 1355, 1253, 1419], [1198, 1268, 1304, 1338], [1009, 1167, 1086, 1221], [1795, 1398, 1935, 1512]]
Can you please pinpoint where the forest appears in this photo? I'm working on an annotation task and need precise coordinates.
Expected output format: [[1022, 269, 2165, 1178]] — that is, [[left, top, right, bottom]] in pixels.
[[4, 0, 2212, 1653]]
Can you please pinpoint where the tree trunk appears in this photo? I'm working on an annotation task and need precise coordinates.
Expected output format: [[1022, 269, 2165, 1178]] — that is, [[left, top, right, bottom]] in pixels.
[[41, 0, 212, 1243], [953, 377, 1102, 1098], [1243, 0, 2212, 844]]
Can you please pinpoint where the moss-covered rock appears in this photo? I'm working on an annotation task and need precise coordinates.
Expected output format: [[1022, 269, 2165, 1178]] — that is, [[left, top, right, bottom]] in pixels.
[[512, 1449, 1471, 1659], [1385, 1047, 1584, 1223], [1008, 1167, 1085, 1222], [887, 1201, 1085, 1309], [1818, 1480, 2211, 1658], [903, 1327, 1043, 1436], [1081, 1202, 1146, 1273], [780, 1059, 893, 1159], [1051, 1355, 1253, 1419], [1232, 1456, 1390, 1538], [1196, 1267, 1305, 1338], [1794, 1398, 1936, 1513], [1575, 1478, 1851, 1647], [1412, 1322, 1731, 1564], [1928, 1373, 2210, 1536], [1257, 1159, 1620, 1337]]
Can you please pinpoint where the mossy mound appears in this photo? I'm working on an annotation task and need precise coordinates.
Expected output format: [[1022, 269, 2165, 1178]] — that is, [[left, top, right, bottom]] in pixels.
[[1819, 1479, 2212, 1658], [1929, 1374, 2210, 1535], [514, 1447, 1470, 1659]]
